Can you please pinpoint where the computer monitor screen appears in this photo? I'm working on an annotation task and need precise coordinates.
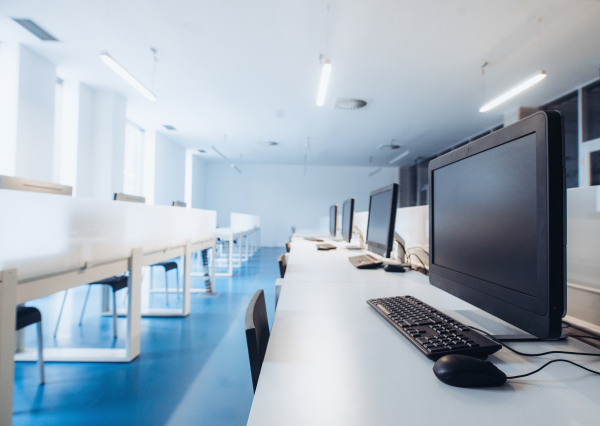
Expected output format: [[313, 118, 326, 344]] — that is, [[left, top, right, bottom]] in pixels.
[[366, 184, 398, 258], [172, 200, 186, 207], [429, 111, 565, 340], [329, 204, 337, 237], [341, 198, 355, 243]]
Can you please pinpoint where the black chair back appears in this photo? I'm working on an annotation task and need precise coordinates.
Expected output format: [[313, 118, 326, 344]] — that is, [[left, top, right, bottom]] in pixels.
[[245, 289, 270, 393], [278, 253, 286, 278], [286, 242, 291, 252]]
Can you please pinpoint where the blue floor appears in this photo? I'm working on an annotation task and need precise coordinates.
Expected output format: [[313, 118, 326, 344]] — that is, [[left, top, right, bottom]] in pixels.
[[13, 247, 283, 426]]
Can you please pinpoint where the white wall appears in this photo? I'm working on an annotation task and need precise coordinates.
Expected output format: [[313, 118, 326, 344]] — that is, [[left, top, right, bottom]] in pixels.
[[0, 43, 56, 181], [15, 46, 56, 182], [191, 155, 207, 209], [76, 89, 126, 199], [154, 133, 186, 206], [204, 164, 399, 247]]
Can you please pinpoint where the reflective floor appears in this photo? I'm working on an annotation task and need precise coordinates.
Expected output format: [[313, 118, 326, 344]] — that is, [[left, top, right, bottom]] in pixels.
[[13, 247, 282, 426]]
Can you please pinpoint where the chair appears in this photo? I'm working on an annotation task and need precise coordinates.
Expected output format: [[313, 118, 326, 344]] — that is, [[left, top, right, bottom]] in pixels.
[[245, 289, 270, 393], [278, 253, 286, 278], [55, 275, 128, 339], [16, 306, 44, 384], [286, 242, 291, 253], [150, 261, 180, 305]]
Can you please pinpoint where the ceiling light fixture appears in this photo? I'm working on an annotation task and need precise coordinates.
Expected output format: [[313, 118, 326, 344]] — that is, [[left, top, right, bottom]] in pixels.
[[100, 52, 157, 101], [316, 60, 332, 107], [258, 141, 279, 146], [211, 146, 227, 160], [389, 150, 410, 165], [231, 164, 242, 173], [369, 168, 382, 177], [479, 71, 546, 113]]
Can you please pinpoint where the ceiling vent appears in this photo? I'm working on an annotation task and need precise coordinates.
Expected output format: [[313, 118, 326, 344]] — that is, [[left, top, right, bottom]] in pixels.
[[197, 149, 206, 153], [377, 140, 401, 150], [334, 98, 369, 110], [258, 141, 278, 146], [12, 19, 58, 41], [163, 125, 176, 131]]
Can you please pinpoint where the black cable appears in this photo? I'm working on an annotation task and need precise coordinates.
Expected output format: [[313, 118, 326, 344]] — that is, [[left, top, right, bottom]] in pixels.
[[469, 326, 600, 357], [407, 246, 429, 256], [407, 253, 429, 276], [407, 252, 427, 269], [507, 359, 600, 379]]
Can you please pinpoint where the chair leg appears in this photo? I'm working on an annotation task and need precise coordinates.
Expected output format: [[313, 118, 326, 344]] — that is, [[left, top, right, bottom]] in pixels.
[[54, 290, 69, 337], [79, 285, 92, 326], [176, 266, 180, 299], [37, 321, 45, 385], [113, 289, 118, 339], [165, 267, 169, 306]]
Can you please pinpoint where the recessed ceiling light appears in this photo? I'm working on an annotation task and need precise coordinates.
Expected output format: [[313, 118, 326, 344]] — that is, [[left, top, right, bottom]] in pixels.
[[164, 125, 176, 131], [197, 149, 206, 153], [258, 141, 279, 146]]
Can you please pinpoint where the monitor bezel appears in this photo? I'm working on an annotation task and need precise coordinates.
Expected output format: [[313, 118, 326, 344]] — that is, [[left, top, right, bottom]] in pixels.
[[428, 111, 565, 340], [329, 204, 338, 237], [341, 198, 355, 243], [366, 183, 399, 258]]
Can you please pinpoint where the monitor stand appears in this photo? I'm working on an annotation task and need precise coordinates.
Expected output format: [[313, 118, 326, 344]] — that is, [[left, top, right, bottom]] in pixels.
[[447, 309, 569, 341]]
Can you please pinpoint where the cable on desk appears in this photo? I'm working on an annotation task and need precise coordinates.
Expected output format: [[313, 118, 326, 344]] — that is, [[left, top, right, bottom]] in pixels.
[[407, 246, 429, 256], [562, 321, 572, 329], [407, 253, 429, 276], [469, 326, 600, 357], [506, 359, 600, 380]]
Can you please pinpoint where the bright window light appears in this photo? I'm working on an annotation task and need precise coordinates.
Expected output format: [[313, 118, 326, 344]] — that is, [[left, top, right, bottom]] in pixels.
[[479, 71, 546, 112], [100, 52, 157, 101], [316, 60, 332, 107]]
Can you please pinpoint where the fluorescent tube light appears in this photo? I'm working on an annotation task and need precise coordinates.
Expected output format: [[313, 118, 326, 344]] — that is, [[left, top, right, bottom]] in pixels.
[[369, 168, 382, 177], [389, 150, 410, 165], [479, 71, 546, 112], [231, 164, 242, 173], [316, 60, 332, 106], [100, 52, 157, 101], [212, 146, 228, 160]]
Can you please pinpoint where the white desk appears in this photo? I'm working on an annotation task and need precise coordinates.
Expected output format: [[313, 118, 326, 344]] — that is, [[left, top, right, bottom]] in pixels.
[[0, 190, 216, 426], [248, 237, 600, 426], [214, 213, 261, 276]]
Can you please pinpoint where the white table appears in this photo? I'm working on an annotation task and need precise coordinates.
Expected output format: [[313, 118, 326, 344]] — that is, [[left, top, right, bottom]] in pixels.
[[0, 190, 216, 426], [247, 237, 600, 426]]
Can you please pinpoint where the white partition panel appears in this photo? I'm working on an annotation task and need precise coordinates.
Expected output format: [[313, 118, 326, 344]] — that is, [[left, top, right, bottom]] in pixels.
[[395, 206, 429, 250], [353, 211, 368, 237], [565, 186, 600, 334], [231, 212, 255, 233], [0, 189, 216, 282]]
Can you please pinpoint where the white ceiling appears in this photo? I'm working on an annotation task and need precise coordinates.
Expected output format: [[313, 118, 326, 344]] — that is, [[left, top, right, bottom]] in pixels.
[[1, 0, 600, 166]]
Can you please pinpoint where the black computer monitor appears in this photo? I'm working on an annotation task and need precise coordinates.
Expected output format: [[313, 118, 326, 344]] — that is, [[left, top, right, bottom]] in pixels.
[[329, 204, 338, 237], [366, 184, 398, 258], [341, 198, 355, 243], [428, 111, 565, 340]]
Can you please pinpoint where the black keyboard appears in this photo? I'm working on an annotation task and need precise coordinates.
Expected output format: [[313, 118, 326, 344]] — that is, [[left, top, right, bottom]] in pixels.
[[317, 244, 337, 250], [367, 296, 501, 360], [349, 254, 383, 269]]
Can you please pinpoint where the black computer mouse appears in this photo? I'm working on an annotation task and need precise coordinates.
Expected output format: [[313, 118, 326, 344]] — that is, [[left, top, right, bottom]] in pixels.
[[433, 354, 507, 388]]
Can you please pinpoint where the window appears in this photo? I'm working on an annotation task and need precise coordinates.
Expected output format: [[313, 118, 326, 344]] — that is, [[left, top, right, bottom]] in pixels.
[[542, 92, 578, 188], [583, 81, 600, 142], [123, 121, 144, 196], [590, 150, 600, 186]]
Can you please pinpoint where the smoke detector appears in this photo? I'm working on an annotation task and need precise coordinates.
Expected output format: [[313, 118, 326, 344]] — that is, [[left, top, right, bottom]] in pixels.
[[334, 98, 369, 110], [377, 140, 401, 150], [258, 141, 279, 146]]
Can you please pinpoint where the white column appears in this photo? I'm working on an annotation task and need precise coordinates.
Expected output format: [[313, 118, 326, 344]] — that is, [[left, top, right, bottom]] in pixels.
[[0, 42, 20, 178], [184, 150, 194, 208], [143, 130, 156, 205]]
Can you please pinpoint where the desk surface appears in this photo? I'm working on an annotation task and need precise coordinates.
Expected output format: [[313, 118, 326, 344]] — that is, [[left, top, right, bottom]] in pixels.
[[247, 237, 600, 426]]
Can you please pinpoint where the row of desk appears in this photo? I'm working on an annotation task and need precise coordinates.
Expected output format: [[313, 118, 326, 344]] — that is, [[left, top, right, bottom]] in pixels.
[[247, 236, 600, 425], [214, 213, 261, 276], [0, 189, 259, 426]]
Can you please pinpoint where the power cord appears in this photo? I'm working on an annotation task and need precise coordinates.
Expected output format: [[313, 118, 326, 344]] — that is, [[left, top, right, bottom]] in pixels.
[[467, 325, 600, 380], [407, 252, 429, 276]]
